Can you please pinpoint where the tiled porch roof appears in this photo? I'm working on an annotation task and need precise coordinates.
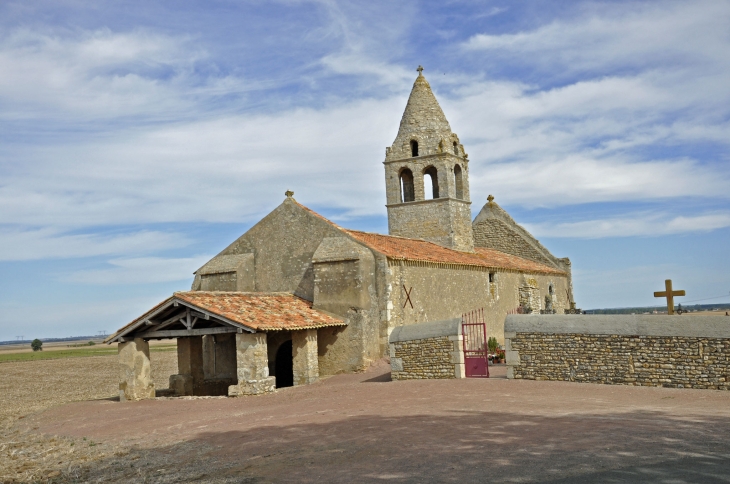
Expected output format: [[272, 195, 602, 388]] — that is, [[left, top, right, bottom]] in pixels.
[[173, 292, 345, 331]]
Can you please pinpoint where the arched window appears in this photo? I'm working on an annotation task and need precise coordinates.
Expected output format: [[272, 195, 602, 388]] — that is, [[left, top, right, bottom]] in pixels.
[[454, 164, 463, 199], [424, 166, 439, 199], [410, 140, 419, 157], [400, 168, 415, 202], [453, 141, 458, 155]]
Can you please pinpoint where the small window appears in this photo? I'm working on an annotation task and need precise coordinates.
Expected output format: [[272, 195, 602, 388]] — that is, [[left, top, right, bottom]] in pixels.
[[424, 166, 439, 199], [454, 164, 463, 199], [400, 168, 415, 202], [489, 272, 495, 283], [453, 141, 458, 155], [410, 140, 419, 157]]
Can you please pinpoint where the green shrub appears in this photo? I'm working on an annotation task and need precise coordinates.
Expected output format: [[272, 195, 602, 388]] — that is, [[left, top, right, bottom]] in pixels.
[[487, 336, 499, 352], [31, 339, 43, 352]]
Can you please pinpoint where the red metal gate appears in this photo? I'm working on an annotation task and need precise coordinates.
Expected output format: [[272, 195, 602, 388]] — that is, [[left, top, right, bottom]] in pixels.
[[462, 309, 489, 378]]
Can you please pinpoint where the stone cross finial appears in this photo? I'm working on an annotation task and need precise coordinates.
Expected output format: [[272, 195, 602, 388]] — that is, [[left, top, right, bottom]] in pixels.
[[417, 65, 424, 75], [487, 194, 494, 204], [285, 190, 294, 198]]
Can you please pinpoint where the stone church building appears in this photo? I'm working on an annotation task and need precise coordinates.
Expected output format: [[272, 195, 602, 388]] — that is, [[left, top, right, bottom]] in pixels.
[[107, 68, 573, 401]]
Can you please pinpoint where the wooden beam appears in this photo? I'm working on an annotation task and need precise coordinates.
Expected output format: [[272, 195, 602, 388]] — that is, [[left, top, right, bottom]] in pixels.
[[190, 310, 209, 320], [134, 327, 239, 339]]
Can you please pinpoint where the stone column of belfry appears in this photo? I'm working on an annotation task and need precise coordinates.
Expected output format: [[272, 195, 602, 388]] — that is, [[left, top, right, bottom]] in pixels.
[[118, 338, 155, 402], [292, 329, 319, 385], [228, 332, 276, 396]]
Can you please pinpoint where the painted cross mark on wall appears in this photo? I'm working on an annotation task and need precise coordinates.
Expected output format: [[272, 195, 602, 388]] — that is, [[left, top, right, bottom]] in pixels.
[[403, 285, 414, 309]]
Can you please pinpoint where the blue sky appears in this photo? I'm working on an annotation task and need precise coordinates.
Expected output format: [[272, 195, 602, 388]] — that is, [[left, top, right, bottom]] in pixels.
[[1, 0, 729, 340]]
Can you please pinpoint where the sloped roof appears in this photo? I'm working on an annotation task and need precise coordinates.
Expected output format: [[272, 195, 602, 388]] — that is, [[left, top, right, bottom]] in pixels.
[[288, 198, 565, 275], [173, 292, 345, 331], [345, 230, 566, 275], [106, 291, 345, 342]]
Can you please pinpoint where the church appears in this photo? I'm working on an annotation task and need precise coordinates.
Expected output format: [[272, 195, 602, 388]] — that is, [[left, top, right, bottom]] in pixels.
[[106, 67, 574, 401]]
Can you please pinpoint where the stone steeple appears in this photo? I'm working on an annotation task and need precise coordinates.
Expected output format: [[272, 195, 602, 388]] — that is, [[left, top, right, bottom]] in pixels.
[[385, 66, 460, 161], [383, 66, 474, 252]]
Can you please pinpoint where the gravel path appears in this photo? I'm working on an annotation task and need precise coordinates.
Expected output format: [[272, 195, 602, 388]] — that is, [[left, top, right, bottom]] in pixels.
[[16, 360, 730, 483]]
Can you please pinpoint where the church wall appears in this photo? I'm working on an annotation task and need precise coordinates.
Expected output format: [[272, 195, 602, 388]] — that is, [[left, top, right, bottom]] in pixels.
[[312, 241, 382, 376], [387, 261, 570, 345], [473, 219, 555, 267], [209, 199, 345, 299]]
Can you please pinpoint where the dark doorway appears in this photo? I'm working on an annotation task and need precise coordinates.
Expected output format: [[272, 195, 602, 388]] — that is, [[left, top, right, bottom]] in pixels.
[[275, 340, 294, 388]]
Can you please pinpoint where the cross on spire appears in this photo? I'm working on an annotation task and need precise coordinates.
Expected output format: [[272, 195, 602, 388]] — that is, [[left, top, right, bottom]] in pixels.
[[416, 65, 424, 75], [654, 279, 685, 315]]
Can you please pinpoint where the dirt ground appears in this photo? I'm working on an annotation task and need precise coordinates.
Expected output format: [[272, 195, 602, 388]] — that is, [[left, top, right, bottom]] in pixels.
[[0, 339, 174, 355], [3, 357, 730, 483], [0, 352, 178, 483]]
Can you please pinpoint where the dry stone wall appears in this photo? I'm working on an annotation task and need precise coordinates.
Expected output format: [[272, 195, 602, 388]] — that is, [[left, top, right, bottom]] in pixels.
[[391, 336, 455, 379], [505, 315, 730, 390], [389, 319, 464, 380]]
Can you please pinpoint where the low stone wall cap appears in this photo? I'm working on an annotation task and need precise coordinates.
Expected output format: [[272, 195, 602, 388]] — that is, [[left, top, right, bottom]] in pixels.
[[389, 318, 460, 343], [505, 314, 730, 338]]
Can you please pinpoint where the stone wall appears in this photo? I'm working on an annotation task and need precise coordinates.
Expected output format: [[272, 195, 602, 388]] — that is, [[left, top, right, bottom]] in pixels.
[[473, 218, 555, 267], [386, 196, 473, 251], [389, 319, 464, 380], [505, 315, 730, 390], [388, 262, 570, 345]]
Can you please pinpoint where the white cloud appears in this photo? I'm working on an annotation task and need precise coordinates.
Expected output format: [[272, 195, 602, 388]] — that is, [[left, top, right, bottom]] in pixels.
[[0, 28, 212, 121], [0, 227, 189, 261], [472, 156, 730, 208], [524, 212, 730, 239], [0, 96, 402, 228], [66, 255, 210, 285], [463, 1, 730, 76]]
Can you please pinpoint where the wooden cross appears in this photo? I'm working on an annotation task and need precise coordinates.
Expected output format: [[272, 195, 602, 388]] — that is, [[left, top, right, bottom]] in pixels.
[[403, 285, 414, 309], [416, 65, 424, 75], [654, 279, 685, 315]]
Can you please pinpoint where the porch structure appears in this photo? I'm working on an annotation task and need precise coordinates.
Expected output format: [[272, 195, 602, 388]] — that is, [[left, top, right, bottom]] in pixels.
[[105, 292, 345, 401]]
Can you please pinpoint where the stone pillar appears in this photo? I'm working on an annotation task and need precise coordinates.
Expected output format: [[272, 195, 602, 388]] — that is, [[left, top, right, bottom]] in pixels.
[[504, 331, 518, 380], [449, 333, 465, 379], [118, 338, 155, 402], [292, 329, 319, 386], [169, 336, 203, 396], [228, 332, 276, 396]]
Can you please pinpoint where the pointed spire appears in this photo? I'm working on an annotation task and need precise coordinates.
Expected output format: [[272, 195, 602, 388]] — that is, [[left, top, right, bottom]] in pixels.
[[386, 66, 458, 160]]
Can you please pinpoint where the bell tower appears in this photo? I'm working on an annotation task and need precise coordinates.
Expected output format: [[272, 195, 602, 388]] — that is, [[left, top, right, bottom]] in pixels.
[[383, 66, 473, 252]]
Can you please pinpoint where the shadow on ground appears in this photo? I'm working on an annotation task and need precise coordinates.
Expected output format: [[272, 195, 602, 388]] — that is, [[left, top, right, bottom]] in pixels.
[[62, 409, 730, 483]]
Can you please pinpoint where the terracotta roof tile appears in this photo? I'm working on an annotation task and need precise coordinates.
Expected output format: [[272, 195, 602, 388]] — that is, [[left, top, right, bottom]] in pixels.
[[345, 230, 566, 275], [292, 199, 563, 275], [174, 292, 345, 331], [106, 292, 345, 342]]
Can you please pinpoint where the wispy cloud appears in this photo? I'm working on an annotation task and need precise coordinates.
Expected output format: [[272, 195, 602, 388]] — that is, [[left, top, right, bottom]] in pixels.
[[462, 1, 730, 77], [0, 228, 190, 261], [66, 255, 209, 285], [525, 212, 730, 239]]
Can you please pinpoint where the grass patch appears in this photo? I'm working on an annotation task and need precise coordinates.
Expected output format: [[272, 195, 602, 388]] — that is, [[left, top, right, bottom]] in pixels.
[[0, 345, 176, 363]]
